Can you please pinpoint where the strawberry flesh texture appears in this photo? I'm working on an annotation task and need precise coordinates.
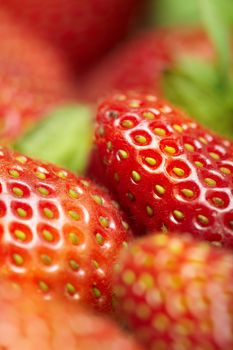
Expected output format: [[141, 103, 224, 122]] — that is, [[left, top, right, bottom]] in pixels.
[[1, 0, 143, 72], [0, 11, 78, 143], [93, 92, 233, 247], [0, 147, 132, 311], [114, 233, 233, 350], [0, 281, 142, 350]]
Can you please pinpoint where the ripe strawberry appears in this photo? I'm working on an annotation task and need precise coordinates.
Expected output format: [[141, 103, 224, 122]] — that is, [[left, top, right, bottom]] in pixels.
[[0, 11, 77, 143], [113, 233, 233, 350], [0, 281, 143, 350], [1, 0, 143, 71], [80, 28, 214, 102], [92, 92, 233, 247], [0, 147, 131, 311]]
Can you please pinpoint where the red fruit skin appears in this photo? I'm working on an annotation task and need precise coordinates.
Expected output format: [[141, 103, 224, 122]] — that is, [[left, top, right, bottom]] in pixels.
[[0, 281, 143, 350], [80, 28, 215, 102], [114, 233, 233, 350], [0, 147, 132, 311], [0, 11, 78, 143], [0, 0, 143, 71], [92, 92, 233, 247]]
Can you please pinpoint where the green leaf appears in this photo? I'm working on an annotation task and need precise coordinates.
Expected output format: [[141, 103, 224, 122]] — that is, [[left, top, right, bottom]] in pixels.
[[14, 104, 94, 174]]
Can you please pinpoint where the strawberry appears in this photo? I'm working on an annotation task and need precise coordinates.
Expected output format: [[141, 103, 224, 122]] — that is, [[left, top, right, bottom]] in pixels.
[[113, 233, 233, 350], [92, 92, 233, 247], [0, 11, 77, 143], [1, 0, 143, 71], [0, 146, 131, 311], [0, 280, 143, 350]]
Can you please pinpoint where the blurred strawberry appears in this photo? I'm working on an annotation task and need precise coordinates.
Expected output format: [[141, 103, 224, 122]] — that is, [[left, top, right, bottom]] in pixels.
[[0, 280, 143, 350], [0, 11, 78, 144], [0, 0, 143, 72], [114, 233, 233, 350]]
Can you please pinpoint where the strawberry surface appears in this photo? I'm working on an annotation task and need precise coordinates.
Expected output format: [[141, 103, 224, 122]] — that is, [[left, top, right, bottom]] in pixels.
[[0, 147, 131, 311], [1, 0, 143, 71], [0, 11, 77, 143], [0, 280, 143, 350], [92, 92, 233, 247], [114, 233, 233, 350]]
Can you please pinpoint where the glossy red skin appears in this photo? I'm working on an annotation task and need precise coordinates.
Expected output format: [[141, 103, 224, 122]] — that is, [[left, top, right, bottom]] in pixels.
[[93, 92, 233, 247], [80, 28, 215, 102], [0, 147, 132, 311], [114, 233, 233, 350], [0, 281, 143, 350], [0, 11, 78, 143], [0, 0, 143, 71]]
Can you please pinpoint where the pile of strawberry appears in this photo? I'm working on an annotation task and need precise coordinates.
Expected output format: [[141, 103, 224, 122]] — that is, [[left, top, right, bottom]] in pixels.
[[0, 1, 233, 350]]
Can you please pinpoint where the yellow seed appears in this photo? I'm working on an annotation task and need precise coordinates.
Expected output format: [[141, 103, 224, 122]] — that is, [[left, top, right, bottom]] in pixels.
[[155, 185, 166, 195], [173, 210, 185, 220], [139, 273, 154, 289], [122, 221, 129, 230], [12, 187, 24, 197], [93, 287, 102, 298], [127, 192, 135, 201], [13, 253, 24, 266], [212, 197, 224, 207], [204, 178, 216, 187], [146, 205, 154, 217], [121, 119, 134, 128], [132, 170, 141, 182], [96, 233, 104, 245], [184, 143, 195, 152], [98, 125, 105, 136], [68, 189, 79, 199], [42, 230, 54, 242], [68, 210, 80, 221], [107, 141, 112, 150], [197, 215, 209, 225], [66, 283, 76, 295], [194, 161, 204, 167], [145, 157, 156, 166], [122, 270, 136, 285], [173, 167, 185, 177], [152, 314, 170, 332], [39, 281, 49, 293], [15, 156, 27, 164], [81, 180, 90, 187], [43, 208, 54, 219], [69, 260, 80, 271], [181, 189, 194, 198], [35, 172, 46, 179], [209, 152, 220, 160], [220, 167, 231, 174], [134, 135, 147, 144], [153, 234, 168, 246], [154, 128, 166, 136], [136, 303, 151, 320], [91, 195, 103, 205], [14, 230, 26, 241], [118, 149, 128, 159], [92, 260, 99, 269], [37, 187, 49, 196], [114, 172, 120, 182], [41, 255, 52, 265], [199, 137, 208, 144], [68, 232, 79, 245], [16, 208, 27, 218], [56, 171, 67, 179], [99, 216, 109, 228], [164, 145, 176, 155], [9, 169, 20, 178], [143, 111, 155, 120], [173, 124, 183, 133]]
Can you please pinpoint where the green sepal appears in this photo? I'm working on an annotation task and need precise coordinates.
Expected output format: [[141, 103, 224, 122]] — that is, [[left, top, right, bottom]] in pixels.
[[14, 104, 94, 174]]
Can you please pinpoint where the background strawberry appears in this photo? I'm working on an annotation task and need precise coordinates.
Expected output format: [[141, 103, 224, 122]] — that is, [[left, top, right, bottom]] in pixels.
[[0, 0, 144, 72], [0, 147, 131, 311], [114, 233, 233, 350], [92, 92, 233, 247], [0, 11, 78, 144], [0, 280, 143, 350]]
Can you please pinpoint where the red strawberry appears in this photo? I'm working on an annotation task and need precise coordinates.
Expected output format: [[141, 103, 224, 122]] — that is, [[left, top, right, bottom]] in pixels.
[[0, 280, 143, 350], [91, 92, 233, 247], [0, 11, 78, 143], [1, 0, 143, 71], [0, 147, 131, 311], [114, 233, 233, 350], [80, 28, 214, 102]]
